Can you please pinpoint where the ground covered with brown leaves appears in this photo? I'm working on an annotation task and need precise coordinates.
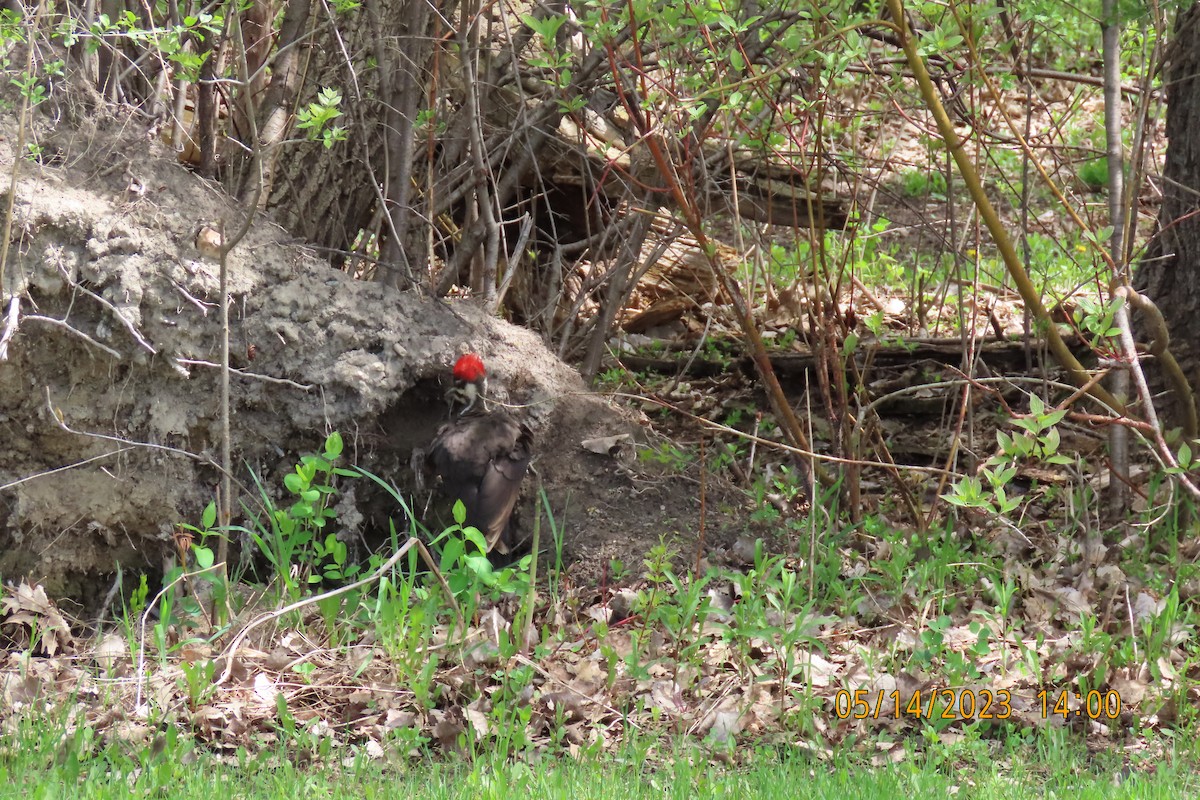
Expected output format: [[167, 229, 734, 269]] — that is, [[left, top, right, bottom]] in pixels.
[[1, 485, 1188, 773]]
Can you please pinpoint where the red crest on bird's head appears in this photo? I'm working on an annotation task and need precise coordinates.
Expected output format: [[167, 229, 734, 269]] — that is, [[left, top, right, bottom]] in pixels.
[[453, 353, 487, 384]]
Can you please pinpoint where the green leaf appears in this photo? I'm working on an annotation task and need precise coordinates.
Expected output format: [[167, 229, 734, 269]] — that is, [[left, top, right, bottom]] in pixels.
[[177, 596, 202, 619], [842, 332, 859, 356], [1041, 409, 1068, 428], [462, 525, 487, 553], [201, 501, 217, 530], [441, 538, 465, 572], [284, 472, 305, 493], [521, 12, 567, 43], [193, 545, 215, 569], [452, 500, 467, 525]]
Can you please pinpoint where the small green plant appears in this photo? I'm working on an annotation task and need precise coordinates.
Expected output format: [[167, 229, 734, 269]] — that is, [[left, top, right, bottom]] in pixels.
[[986, 573, 1019, 631], [176, 499, 227, 591], [901, 168, 947, 198], [700, 339, 736, 368], [1072, 295, 1123, 349], [356, 465, 535, 632], [944, 393, 1071, 521], [295, 86, 348, 149], [239, 431, 360, 600], [912, 614, 953, 672], [595, 365, 632, 390], [1078, 157, 1109, 190], [540, 487, 568, 602], [178, 659, 217, 709], [608, 558, 627, 581], [750, 464, 807, 524], [640, 539, 677, 623], [152, 499, 228, 637], [1140, 586, 1183, 679], [521, 10, 586, 113], [639, 440, 692, 471], [434, 499, 532, 603]]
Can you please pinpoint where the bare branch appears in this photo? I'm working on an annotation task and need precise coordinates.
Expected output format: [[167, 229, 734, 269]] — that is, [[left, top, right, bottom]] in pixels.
[[46, 386, 211, 464], [0, 296, 19, 361], [25, 313, 123, 359], [0, 447, 135, 492], [215, 536, 459, 687], [175, 358, 314, 390], [56, 266, 157, 354]]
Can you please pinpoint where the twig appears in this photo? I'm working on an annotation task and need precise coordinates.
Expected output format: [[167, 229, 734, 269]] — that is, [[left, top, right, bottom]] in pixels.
[[519, 473, 542, 655], [215, 536, 458, 686], [175, 358, 314, 390], [664, 310, 713, 397], [0, 4, 39, 295], [46, 386, 214, 464], [217, 220, 233, 586], [93, 564, 123, 630], [491, 214, 532, 315], [1126, 585, 1139, 663], [54, 266, 157, 355], [171, 280, 216, 315], [221, 9, 264, 254], [747, 411, 761, 477], [24, 313, 122, 359], [44, 384, 275, 531], [210, 10, 262, 593], [134, 561, 227, 713], [849, 274, 889, 313], [695, 435, 706, 579], [0, 296, 19, 360], [1113, 289, 1200, 502], [610, 391, 954, 478], [0, 447, 134, 491], [1118, 286, 1197, 437]]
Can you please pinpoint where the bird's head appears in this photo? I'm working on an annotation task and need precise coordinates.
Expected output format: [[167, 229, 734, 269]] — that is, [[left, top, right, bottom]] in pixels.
[[448, 352, 488, 414]]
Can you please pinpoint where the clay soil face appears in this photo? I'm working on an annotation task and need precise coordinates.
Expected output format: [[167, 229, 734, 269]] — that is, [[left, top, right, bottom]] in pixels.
[[0, 97, 754, 608]]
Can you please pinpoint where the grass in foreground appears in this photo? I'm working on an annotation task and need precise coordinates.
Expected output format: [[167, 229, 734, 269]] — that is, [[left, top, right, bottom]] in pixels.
[[1, 712, 1195, 800]]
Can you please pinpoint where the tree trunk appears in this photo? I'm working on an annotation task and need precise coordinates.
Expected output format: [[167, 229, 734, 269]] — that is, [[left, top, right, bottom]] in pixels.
[[1135, 1, 1200, 417], [239, 0, 444, 269]]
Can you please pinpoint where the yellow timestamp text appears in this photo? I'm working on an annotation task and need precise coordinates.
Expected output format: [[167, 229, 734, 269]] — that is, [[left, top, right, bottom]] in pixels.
[[832, 688, 1012, 721], [1036, 689, 1122, 720]]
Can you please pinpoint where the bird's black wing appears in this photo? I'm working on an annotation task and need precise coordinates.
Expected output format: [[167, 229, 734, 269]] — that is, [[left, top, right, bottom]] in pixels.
[[475, 420, 533, 552], [426, 412, 533, 553]]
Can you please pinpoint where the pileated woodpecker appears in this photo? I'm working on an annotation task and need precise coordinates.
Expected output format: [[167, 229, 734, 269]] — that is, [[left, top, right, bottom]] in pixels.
[[426, 353, 533, 554]]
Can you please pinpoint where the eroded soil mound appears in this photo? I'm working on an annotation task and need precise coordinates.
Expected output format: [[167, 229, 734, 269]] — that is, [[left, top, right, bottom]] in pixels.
[[0, 106, 726, 604]]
